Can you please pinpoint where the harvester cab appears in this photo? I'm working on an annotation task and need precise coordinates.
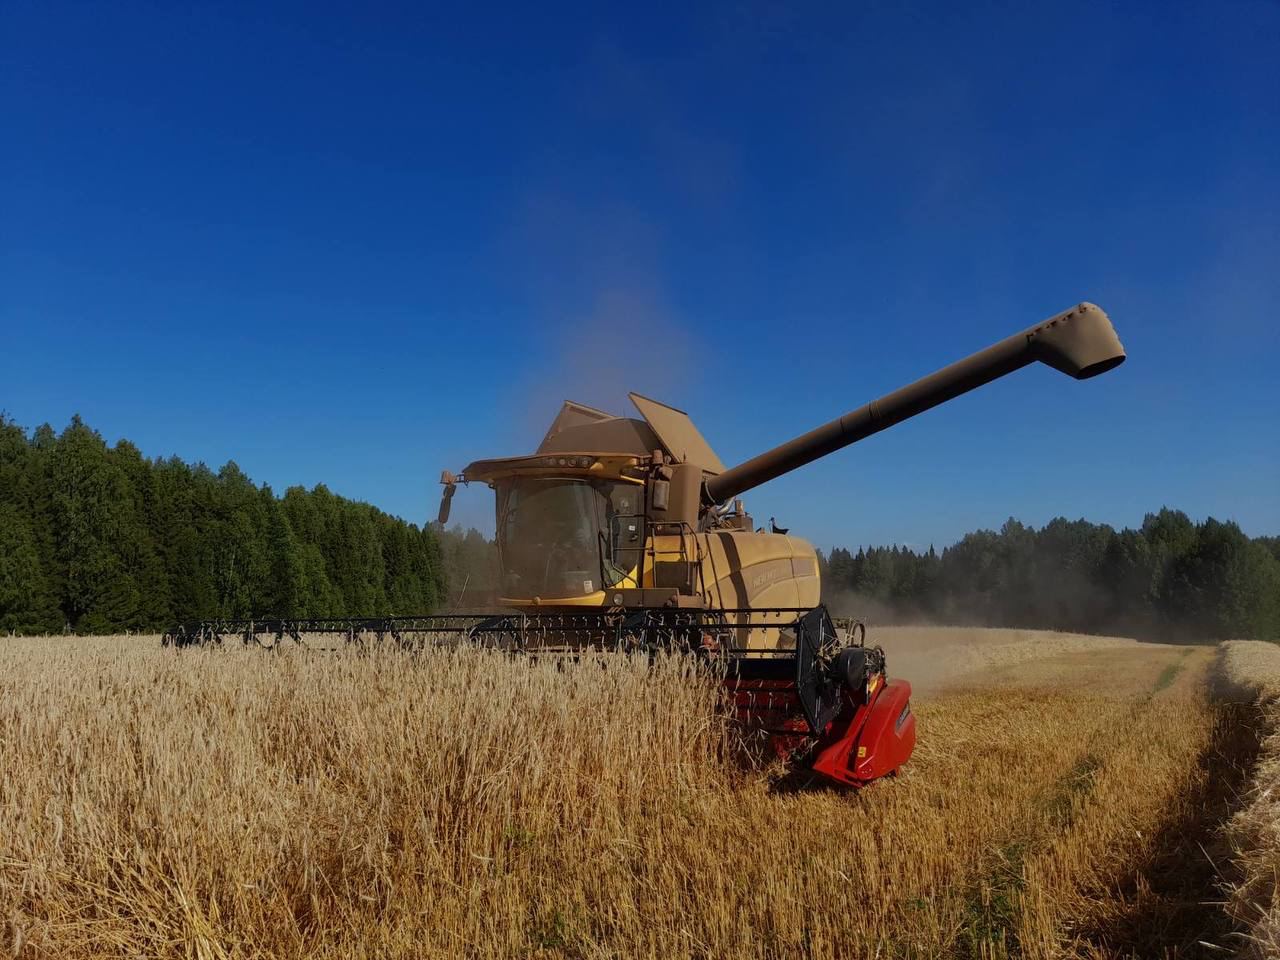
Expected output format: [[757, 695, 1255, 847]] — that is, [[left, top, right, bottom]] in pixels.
[[445, 392, 814, 623]]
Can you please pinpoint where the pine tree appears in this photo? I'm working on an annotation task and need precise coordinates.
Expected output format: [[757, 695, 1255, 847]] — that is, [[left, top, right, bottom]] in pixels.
[[0, 504, 56, 632]]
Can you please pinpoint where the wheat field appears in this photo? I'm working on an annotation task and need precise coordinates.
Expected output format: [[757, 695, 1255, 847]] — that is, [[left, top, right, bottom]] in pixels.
[[0, 631, 1257, 959]]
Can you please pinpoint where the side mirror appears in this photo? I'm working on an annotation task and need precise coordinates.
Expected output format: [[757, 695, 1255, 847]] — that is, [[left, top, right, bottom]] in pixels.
[[436, 485, 455, 526], [651, 478, 671, 512], [437, 471, 458, 527]]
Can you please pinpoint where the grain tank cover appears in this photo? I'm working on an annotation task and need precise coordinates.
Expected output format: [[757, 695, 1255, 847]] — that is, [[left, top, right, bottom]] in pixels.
[[539, 401, 616, 449], [628, 392, 725, 474], [536, 410, 660, 459]]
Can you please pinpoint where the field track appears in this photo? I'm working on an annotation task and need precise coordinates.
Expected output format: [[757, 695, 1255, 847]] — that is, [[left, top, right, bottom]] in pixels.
[[0, 631, 1261, 959]]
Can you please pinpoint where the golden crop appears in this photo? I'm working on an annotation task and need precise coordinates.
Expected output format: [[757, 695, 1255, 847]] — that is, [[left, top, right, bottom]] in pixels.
[[0, 633, 1249, 959]]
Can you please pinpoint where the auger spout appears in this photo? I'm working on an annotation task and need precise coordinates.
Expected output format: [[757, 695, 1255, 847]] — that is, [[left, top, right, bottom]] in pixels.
[[703, 302, 1125, 505]]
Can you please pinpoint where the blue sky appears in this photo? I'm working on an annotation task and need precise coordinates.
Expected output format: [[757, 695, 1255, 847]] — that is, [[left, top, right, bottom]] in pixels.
[[3, 2, 1277, 550]]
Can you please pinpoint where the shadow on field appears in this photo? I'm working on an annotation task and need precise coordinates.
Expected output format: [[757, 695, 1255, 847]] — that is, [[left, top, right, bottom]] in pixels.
[[1070, 701, 1264, 959], [766, 768, 848, 796], [765, 765, 904, 796]]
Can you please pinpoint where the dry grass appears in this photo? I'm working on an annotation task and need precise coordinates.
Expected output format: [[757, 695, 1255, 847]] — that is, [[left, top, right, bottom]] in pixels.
[[1219, 640, 1280, 959], [0, 633, 1242, 958]]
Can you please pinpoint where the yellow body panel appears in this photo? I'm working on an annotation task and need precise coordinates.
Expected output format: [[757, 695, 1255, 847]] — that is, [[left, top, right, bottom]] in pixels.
[[695, 531, 820, 610], [693, 531, 820, 649]]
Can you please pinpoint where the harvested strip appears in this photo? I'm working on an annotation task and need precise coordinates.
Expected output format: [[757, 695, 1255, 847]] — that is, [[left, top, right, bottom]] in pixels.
[[1014, 654, 1260, 959], [1219, 640, 1280, 960]]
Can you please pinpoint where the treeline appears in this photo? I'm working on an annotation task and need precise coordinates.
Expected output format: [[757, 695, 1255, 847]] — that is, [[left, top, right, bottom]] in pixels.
[[3, 414, 1275, 642], [438, 525, 501, 607], [437, 508, 1280, 641], [823, 511, 1280, 642], [0, 415, 448, 634]]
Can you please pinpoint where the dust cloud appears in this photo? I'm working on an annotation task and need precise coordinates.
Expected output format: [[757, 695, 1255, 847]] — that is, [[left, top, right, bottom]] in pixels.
[[824, 586, 938, 627], [866, 626, 1143, 699], [514, 284, 702, 431], [824, 582, 1155, 697]]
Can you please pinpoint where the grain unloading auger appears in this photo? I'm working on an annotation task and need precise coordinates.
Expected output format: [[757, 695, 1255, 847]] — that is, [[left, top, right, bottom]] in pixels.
[[166, 303, 1126, 787]]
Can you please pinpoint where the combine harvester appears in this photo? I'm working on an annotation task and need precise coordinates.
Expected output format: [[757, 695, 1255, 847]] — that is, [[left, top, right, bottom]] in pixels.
[[166, 303, 1126, 787]]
